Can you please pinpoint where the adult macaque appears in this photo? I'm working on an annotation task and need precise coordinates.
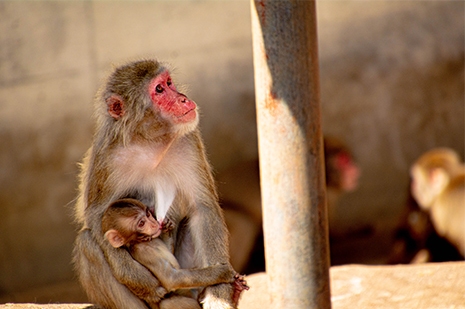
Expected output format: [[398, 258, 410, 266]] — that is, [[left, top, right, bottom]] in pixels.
[[323, 137, 360, 196], [217, 136, 361, 272], [410, 148, 465, 257], [323, 136, 361, 235], [102, 198, 247, 309], [73, 60, 236, 309]]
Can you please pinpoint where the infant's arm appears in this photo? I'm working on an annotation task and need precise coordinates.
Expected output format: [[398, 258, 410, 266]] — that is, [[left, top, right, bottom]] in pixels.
[[130, 239, 235, 292]]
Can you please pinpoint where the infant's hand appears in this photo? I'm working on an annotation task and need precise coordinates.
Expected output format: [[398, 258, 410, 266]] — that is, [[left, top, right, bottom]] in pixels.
[[161, 217, 175, 232]]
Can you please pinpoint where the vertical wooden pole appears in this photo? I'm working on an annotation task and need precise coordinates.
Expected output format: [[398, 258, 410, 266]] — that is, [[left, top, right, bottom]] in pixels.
[[250, 0, 331, 308]]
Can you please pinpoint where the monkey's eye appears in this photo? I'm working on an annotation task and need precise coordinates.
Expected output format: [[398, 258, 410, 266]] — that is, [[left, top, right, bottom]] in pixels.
[[138, 218, 146, 228], [155, 85, 163, 93], [167, 78, 172, 87]]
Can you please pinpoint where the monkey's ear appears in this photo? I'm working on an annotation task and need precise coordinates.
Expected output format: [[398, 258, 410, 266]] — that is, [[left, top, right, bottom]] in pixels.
[[104, 229, 126, 248], [106, 95, 126, 120]]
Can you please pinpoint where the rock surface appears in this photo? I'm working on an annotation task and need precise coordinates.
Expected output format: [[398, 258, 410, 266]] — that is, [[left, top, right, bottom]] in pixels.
[[239, 261, 465, 309], [2, 262, 464, 308], [0, 305, 94, 309]]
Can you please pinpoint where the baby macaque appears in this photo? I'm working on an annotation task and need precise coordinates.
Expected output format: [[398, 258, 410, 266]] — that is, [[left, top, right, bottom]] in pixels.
[[410, 148, 465, 257], [102, 198, 248, 309]]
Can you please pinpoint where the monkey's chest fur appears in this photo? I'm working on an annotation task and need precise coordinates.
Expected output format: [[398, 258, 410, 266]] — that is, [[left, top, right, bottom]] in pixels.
[[108, 137, 202, 221]]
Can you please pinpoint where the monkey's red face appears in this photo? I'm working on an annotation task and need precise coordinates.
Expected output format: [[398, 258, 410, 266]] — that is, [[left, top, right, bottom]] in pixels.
[[149, 71, 197, 124], [336, 152, 360, 192]]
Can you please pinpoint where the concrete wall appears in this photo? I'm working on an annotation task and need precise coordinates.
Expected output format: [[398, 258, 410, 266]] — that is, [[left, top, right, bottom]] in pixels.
[[0, 0, 463, 300], [318, 1, 464, 230]]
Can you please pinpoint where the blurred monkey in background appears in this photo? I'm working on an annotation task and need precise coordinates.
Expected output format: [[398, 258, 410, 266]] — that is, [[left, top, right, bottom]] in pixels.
[[409, 148, 465, 258], [323, 136, 361, 235]]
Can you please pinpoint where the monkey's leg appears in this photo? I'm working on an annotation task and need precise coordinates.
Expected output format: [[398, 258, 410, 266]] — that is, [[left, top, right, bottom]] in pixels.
[[74, 229, 150, 309], [189, 208, 236, 309], [102, 236, 169, 307], [200, 283, 235, 309], [160, 296, 201, 309]]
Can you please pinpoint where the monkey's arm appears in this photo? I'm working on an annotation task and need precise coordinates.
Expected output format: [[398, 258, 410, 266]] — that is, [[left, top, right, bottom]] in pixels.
[[74, 229, 153, 309], [100, 234, 167, 305], [190, 201, 237, 309], [131, 239, 235, 292]]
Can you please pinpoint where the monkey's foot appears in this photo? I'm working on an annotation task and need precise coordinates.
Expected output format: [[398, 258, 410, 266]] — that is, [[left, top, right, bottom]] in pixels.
[[201, 285, 235, 309]]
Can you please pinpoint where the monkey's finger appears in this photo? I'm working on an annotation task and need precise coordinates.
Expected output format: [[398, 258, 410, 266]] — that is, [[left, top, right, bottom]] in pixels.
[[240, 280, 249, 289]]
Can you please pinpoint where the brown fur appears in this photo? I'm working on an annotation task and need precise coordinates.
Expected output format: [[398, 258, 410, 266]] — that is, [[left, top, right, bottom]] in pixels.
[[73, 60, 235, 309], [102, 199, 236, 309]]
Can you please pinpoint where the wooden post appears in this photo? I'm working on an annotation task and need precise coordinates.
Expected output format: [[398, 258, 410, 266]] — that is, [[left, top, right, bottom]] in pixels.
[[250, 0, 331, 308]]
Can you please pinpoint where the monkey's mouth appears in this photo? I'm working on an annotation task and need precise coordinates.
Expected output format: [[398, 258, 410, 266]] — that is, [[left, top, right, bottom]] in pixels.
[[151, 230, 162, 239], [178, 108, 196, 119]]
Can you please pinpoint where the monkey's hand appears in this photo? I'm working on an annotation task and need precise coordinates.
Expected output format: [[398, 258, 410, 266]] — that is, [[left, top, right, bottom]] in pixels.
[[210, 263, 238, 284], [161, 217, 175, 232], [232, 273, 249, 307]]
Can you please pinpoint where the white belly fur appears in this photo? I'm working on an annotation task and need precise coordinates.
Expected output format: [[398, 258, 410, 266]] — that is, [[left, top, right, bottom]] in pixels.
[[155, 176, 176, 220], [109, 140, 199, 220]]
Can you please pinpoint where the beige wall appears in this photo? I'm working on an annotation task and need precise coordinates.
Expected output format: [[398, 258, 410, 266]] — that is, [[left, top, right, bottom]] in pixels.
[[318, 1, 464, 230], [0, 0, 463, 299]]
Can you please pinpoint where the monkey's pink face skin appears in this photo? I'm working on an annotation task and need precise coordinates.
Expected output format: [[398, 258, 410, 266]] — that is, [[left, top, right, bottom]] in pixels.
[[336, 152, 360, 192], [150, 71, 197, 123], [137, 209, 162, 239]]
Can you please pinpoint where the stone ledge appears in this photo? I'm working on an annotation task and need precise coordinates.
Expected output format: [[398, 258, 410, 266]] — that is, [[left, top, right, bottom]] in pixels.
[[0, 305, 95, 309], [2, 262, 464, 308], [239, 261, 465, 309]]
